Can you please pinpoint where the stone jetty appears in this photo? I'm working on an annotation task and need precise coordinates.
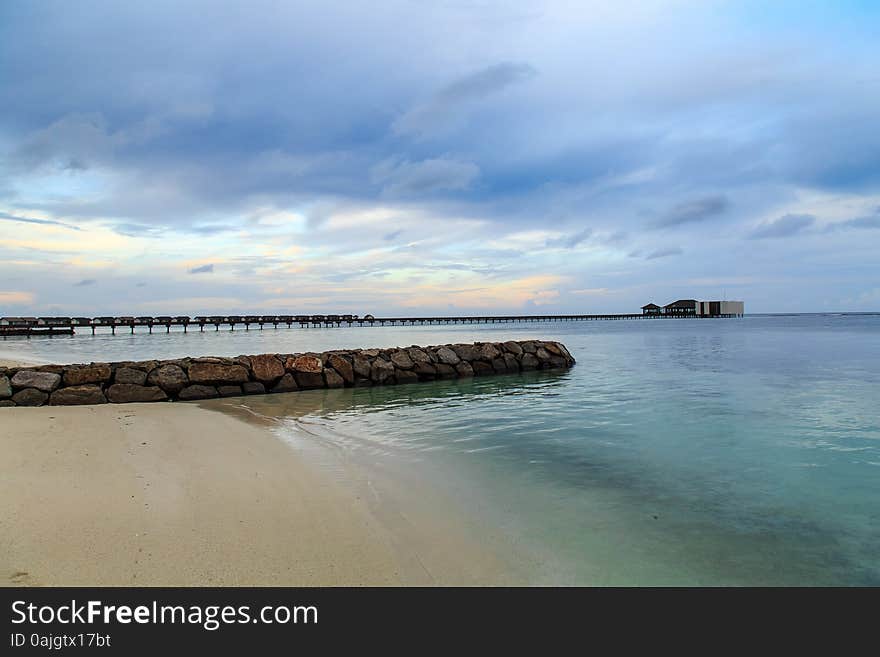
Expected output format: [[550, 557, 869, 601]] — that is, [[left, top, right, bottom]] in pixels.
[[0, 340, 575, 408]]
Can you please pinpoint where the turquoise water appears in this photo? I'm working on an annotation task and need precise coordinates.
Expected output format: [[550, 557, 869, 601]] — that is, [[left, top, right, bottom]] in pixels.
[[5, 315, 879, 584]]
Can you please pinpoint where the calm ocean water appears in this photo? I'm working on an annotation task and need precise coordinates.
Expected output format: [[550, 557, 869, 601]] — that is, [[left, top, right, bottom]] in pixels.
[[5, 314, 879, 584]]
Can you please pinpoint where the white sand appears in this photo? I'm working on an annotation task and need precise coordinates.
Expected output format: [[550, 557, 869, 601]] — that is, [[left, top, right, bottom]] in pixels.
[[0, 401, 509, 586]]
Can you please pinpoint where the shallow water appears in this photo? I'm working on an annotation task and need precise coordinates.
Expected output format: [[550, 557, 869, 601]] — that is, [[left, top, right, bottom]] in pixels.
[[6, 315, 880, 584]]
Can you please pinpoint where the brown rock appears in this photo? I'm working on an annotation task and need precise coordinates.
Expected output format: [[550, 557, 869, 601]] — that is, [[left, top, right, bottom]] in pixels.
[[243, 381, 267, 395], [291, 355, 323, 374], [11, 370, 61, 392], [0, 400, 15, 407], [479, 343, 501, 361], [188, 362, 250, 385], [328, 354, 354, 384], [178, 385, 218, 401], [50, 385, 107, 406], [12, 388, 49, 406], [413, 361, 436, 380], [106, 384, 168, 403], [295, 371, 324, 389], [390, 350, 414, 369], [218, 385, 243, 397], [503, 353, 520, 372], [492, 358, 509, 373], [370, 358, 395, 383], [395, 370, 419, 384], [544, 342, 563, 356], [521, 341, 537, 354], [536, 347, 551, 361], [502, 341, 523, 356], [521, 353, 539, 370], [36, 365, 65, 374], [435, 363, 457, 378], [406, 348, 431, 363], [455, 361, 474, 377], [250, 354, 284, 382], [272, 374, 298, 393], [549, 356, 568, 369], [452, 344, 478, 361], [63, 364, 112, 386], [324, 369, 344, 388], [147, 364, 189, 394], [436, 347, 460, 365], [472, 361, 494, 376], [352, 354, 372, 378], [114, 367, 147, 386], [0, 375, 11, 399]]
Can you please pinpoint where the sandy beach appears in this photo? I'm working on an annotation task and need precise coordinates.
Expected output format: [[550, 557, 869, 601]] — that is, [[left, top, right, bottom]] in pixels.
[[0, 400, 510, 586]]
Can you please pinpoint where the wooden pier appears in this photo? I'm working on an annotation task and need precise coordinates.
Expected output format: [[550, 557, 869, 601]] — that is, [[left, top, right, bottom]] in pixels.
[[1, 311, 742, 337]]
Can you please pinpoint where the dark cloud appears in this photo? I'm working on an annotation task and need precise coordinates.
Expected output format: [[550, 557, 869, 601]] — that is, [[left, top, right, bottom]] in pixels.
[[74, 279, 96, 286], [394, 62, 536, 137], [189, 264, 214, 274], [749, 214, 815, 239], [0, 211, 81, 231], [546, 228, 592, 249], [645, 246, 683, 260], [826, 208, 880, 231], [654, 196, 729, 228]]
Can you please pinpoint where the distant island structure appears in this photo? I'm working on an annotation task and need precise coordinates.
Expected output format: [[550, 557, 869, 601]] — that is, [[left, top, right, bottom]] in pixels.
[[1, 300, 745, 337], [642, 300, 745, 317]]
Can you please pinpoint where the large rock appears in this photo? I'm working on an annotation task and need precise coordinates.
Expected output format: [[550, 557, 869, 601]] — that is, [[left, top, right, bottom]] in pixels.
[[521, 341, 537, 354], [294, 371, 324, 389], [272, 374, 298, 393], [250, 354, 284, 382], [147, 364, 189, 394], [435, 347, 460, 365], [242, 381, 267, 395], [413, 361, 436, 380], [503, 353, 520, 372], [472, 361, 494, 376], [479, 343, 501, 361], [521, 353, 539, 370], [452, 344, 478, 361], [370, 358, 395, 383], [328, 354, 354, 384], [12, 388, 49, 406], [324, 369, 344, 388], [352, 354, 373, 378], [435, 363, 457, 378], [492, 358, 509, 373], [395, 370, 418, 384], [455, 361, 474, 377], [536, 347, 551, 362], [0, 400, 15, 407], [544, 342, 563, 356], [218, 385, 243, 397], [390, 350, 414, 369], [502, 341, 523, 356], [114, 367, 147, 386], [290, 355, 322, 374], [106, 384, 168, 403], [63, 364, 112, 386], [188, 362, 249, 385], [11, 370, 61, 393], [0, 375, 11, 399], [178, 385, 218, 401], [50, 385, 107, 406], [406, 348, 431, 364]]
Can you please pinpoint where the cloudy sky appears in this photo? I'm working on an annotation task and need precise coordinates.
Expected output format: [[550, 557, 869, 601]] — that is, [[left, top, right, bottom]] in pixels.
[[2, 0, 879, 316]]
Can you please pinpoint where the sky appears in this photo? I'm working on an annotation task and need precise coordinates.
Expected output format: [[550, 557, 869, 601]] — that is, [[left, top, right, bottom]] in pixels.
[[1, 0, 879, 316]]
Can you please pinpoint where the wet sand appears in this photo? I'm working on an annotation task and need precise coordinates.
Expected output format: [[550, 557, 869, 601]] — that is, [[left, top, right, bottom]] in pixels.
[[0, 401, 509, 586]]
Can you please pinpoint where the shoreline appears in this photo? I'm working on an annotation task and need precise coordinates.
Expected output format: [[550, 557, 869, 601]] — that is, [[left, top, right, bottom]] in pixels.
[[0, 400, 513, 586]]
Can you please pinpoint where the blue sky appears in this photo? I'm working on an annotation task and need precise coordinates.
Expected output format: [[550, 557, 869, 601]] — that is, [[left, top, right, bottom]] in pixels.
[[1, 0, 878, 315]]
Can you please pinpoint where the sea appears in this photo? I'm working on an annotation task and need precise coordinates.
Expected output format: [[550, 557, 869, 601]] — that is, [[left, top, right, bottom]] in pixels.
[[3, 313, 879, 585]]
